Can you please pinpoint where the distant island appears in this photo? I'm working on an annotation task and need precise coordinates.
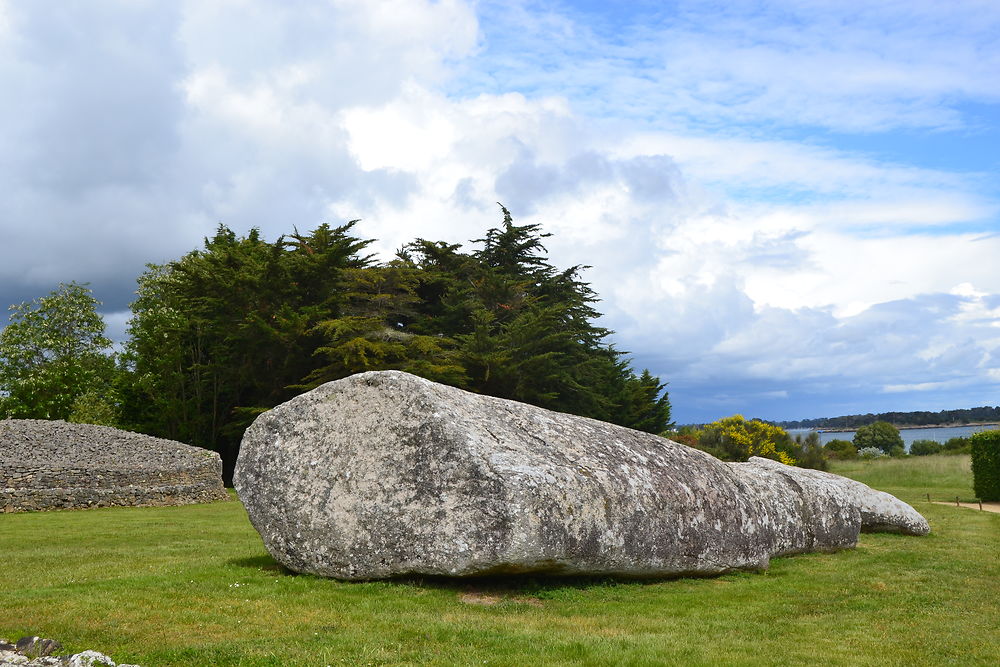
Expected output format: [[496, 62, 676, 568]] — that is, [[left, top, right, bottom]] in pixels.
[[775, 406, 1000, 431]]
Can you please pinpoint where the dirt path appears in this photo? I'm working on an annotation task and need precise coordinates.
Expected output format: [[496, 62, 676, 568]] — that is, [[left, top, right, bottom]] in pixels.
[[932, 501, 1000, 514]]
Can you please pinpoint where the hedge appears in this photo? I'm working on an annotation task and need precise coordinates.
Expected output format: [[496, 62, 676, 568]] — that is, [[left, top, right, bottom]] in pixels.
[[970, 430, 1000, 501]]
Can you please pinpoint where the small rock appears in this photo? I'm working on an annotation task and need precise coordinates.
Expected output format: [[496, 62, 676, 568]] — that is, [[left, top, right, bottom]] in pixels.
[[0, 651, 30, 665], [13, 638, 38, 654], [67, 651, 116, 667], [14, 637, 62, 659]]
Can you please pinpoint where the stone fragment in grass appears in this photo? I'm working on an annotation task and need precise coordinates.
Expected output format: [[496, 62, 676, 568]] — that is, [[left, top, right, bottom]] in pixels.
[[15, 636, 62, 658], [236, 370, 930, 580], [67, 650, 116, 667]]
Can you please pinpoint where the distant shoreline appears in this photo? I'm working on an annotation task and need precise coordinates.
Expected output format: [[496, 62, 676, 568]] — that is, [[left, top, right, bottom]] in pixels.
[[807, 422, 1000, 434]]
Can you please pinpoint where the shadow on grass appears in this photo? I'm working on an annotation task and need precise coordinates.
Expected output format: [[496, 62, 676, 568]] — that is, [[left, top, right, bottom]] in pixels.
[[226, 552, 760, 594], [228, 554, 298, 575], [381, 565, 765, 595]]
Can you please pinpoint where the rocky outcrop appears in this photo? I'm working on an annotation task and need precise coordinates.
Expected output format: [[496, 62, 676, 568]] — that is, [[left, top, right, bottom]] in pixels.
[[235, 371, 929, 580], [1, 420, 228, 513]]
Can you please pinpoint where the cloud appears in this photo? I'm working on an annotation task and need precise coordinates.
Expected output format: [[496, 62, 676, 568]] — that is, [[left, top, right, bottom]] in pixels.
[[470, 0, 1000, 133], [0, 0, 477, 311], [0, 0, 997, 425]]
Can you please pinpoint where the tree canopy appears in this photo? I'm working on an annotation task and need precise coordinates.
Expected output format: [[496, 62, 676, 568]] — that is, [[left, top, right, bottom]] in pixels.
[[852, 421, 904, 455], [117, 208, 672, 480], [0, 282, 116, 421]]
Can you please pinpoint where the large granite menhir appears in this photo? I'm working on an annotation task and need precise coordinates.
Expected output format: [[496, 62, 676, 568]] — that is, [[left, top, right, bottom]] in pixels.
[[1, 419, 228, 513], [235, 371, 928, 580]]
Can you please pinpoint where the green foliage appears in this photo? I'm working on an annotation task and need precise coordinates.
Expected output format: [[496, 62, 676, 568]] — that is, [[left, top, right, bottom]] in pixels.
[[858, 446, 886, 460], [970, 430, 1000, 501], [0, 282, 116, 421], [791, 431, 828, 470], [121, 209, 672, 478], [909, 439, 943, 456], [824, 438, 857, 460], [68, 388, 120, 426], [853, 421, 903, 454], [303, 265, 466, 387], [399, 205, 671, 432], [121, 223, 374, 478], [615, 369, 673, 435], [943, 436, 971, 454], [696, 415, 795, 464]]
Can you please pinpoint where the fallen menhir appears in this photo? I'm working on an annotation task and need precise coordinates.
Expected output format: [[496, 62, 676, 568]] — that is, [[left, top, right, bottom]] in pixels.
[[235, 371, 929, 580]]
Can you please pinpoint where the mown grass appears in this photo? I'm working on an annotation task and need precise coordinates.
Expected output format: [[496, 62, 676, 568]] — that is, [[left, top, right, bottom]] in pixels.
[[2, 455, 997, 666]]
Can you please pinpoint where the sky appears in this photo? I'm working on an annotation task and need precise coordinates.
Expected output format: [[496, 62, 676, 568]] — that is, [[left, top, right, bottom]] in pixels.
[[1, 0, 998, 424]]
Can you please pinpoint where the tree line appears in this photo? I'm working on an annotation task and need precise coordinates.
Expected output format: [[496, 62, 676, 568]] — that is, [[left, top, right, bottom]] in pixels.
[[775, 406, 1000, 431], [0, 208, 672, 480]]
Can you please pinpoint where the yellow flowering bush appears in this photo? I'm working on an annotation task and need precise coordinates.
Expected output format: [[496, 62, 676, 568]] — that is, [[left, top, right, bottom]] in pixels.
[[696, 414, 796, 465]]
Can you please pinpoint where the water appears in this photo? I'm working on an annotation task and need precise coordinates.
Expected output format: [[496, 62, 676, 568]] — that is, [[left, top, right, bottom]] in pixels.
[[788, 424, 999, 451]]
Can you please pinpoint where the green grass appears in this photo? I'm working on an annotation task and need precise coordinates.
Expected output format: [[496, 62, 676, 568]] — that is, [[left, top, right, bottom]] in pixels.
[[830, 454, 974, 502], [2, 456, 998, 666]]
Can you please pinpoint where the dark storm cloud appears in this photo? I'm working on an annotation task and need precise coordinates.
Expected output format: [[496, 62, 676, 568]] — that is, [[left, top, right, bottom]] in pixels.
[[0, 1, 422, 326]]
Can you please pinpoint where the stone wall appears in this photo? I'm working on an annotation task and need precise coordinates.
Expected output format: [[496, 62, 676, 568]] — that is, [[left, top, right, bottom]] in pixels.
[[1, 419, 229, 513]]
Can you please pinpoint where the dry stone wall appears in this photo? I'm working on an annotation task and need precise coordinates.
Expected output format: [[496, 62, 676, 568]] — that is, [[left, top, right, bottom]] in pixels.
[[1, 420, 228, 513]]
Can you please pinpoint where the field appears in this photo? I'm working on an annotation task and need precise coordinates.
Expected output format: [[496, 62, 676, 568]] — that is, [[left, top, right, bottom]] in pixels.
[[2, 455, 998, 666]]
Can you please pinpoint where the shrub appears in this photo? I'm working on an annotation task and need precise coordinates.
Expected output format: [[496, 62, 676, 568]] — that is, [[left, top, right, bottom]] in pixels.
[[853, 421, 904, 454], [910, 439, 943, 456], [943, 436, 970, 454], [858, 446, 886, 460], [824, 438, 857, 460], [970, 430, 1000, 501], [794, 432, 828, 471], [697, 415, 795, 464], [68, 389, 120, 427], [889, 444, 906, 458]]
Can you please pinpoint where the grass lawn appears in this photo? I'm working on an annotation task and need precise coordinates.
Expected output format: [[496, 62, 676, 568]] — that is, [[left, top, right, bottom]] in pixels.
[[2, 455, 997, 666]]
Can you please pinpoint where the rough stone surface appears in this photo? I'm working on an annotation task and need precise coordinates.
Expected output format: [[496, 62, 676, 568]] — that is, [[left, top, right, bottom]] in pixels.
[[0, 638, 138, 667], [0, 420, 229, 513], [738, 456, 930, 536], [235, 371, 929, 580], [14, 638, 61, 659]]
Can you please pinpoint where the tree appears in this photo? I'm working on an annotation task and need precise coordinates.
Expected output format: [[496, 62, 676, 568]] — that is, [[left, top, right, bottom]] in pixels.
[[909, 439, 943, 456], [823, 438, 857, 460], [696, 415, 795, 464], [943, 436, 970, 454], [400, 205, 671, 432], [121, 223, 374, 480], [614, 369, 674, 434], [0, 283, 116, 421], [852, 421, 903, 455], [122, 210, 674, 479], [303, 264, 467, 388], [792, 431, 828, 470]]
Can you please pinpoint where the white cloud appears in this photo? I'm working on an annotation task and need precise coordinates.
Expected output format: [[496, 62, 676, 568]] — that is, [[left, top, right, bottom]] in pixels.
[[0, 0, 997, 423], [472, 0, 1000, 133]]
